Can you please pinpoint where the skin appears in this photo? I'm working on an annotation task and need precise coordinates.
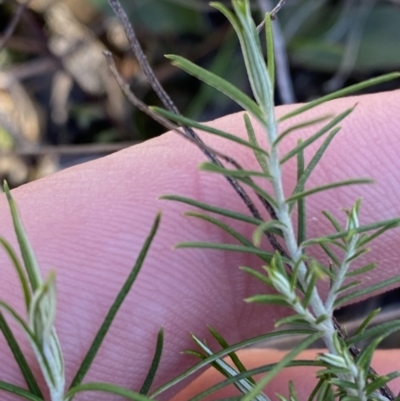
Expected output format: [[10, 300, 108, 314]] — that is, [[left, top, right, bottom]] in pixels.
[[1, 89, 400, 401]]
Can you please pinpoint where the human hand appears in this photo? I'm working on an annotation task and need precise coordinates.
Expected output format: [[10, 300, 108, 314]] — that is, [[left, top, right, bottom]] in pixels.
[[1, 89, 400, 400]]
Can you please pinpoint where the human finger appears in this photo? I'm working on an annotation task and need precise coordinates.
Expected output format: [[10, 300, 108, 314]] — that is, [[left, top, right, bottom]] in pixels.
[[0, 90, 399, 400]]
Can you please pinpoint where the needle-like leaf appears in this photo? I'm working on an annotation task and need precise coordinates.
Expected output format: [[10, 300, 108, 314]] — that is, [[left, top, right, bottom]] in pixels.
[[0, 313, 43, 398], [280, 108, 354, 164], [139, 328, 164, 395], [161, 195, 263, 226], [151, 107, 269, 156], [166, 54, 263, 121], [279, 72, 400, 122], [0, 381, 44, 401], [69, 213, 161, 389], [286, 178, 373, 204]]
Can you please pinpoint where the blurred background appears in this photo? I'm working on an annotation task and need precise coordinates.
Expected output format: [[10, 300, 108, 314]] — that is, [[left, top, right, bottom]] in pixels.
[[1, 0, 400, 346]]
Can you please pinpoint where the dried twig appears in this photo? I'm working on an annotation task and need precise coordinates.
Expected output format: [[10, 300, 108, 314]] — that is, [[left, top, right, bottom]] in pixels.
[[107, 0, 286, 256], [0, 0, 31, 52]]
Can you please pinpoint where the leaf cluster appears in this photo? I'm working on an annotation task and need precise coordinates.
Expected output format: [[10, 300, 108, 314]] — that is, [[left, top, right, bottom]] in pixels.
[[0, 182, 165, 401], [154, 1, 400, 400]]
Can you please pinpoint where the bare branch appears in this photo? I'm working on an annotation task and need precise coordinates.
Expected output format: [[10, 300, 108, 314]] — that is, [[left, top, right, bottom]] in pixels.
[[107, 0, 287, 255], [0, 0, 31, 53]]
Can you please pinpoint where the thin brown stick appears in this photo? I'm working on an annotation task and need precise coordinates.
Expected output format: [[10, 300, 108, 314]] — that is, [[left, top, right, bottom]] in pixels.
[[270, 0, 286, 20], [104, 49, 284, 255], [107, 0, 286, 256], [0, 0, 31, 52]]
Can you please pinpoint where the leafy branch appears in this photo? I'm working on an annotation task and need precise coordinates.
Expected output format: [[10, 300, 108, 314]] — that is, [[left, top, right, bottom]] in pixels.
[[1, 0, 400, 401]]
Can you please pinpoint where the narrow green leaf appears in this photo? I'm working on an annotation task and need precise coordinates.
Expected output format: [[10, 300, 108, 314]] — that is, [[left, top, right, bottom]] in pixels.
[[288, 381, 300, 401], [316, 367, 352, 377], [264, 13, 275, 91], [243, 113, 269, 175], [186, 212, 253, 246], [69, 213, 161, 389], [161, 195, 263, 226], [186, 359, 321, 401], [346, 262, 376, 278], [296, 140, 306, 245], [150, 329, 318, 397], [303, 218, 400, 247], [0, 300, 48, 374], [344, 247, 369, 263], [280, 107, 353, 164], [274, 115, 333, 147], [286, 178, 372, 204], [317, 381, 335, 401], [190, 334, 270, 400], [307, 378, 325, 401], [210, 2, 240, 34], [244, 294, 290, 307], [186, 213, 277, 265], [208, 326, 256, 385], [289, 128, 340, 213], [231, 176, 277, 209], [279, 72, 400, 122], [0, 313, 43, 398], [314, 314, 329, 325], [356, 335, 385, 372], [0, 300, 36, 342], [354, 308, 381, 335], [66, 382, 153, 401], [335, 280, 362, 295], [365, 371, 400, 395], [319, 243, 340, 267], [327, 378, 357, 390], [139, 328, 164, 395], [184, 31, 237, 119], [4, 181, 41, 292], [186, 212, 281, 257], [28, 272, 63, 392], [184, 349, 206, 359], [345, 319, 400, 346], [274, 314, 307, 328], [165, 54, 263, 121], [356, 222, 399, 248], [199, 162, 271, 179], [252, 220, 286, 247], [0, 237, 31, 310], [29, 272, 57, 347], [272, 251, 286, 276], [200, 162, 277, 209], [176, 242, 274, 261], [335, 275, 400, 307], [303, 272, 317, 308], [322, 210, 342, 233], [240, 332, 323, 401], [0, 381, 43, 401], [151, 107, 269, 156], [216, 0, 273, 118], [240, 266, 272, 287]]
